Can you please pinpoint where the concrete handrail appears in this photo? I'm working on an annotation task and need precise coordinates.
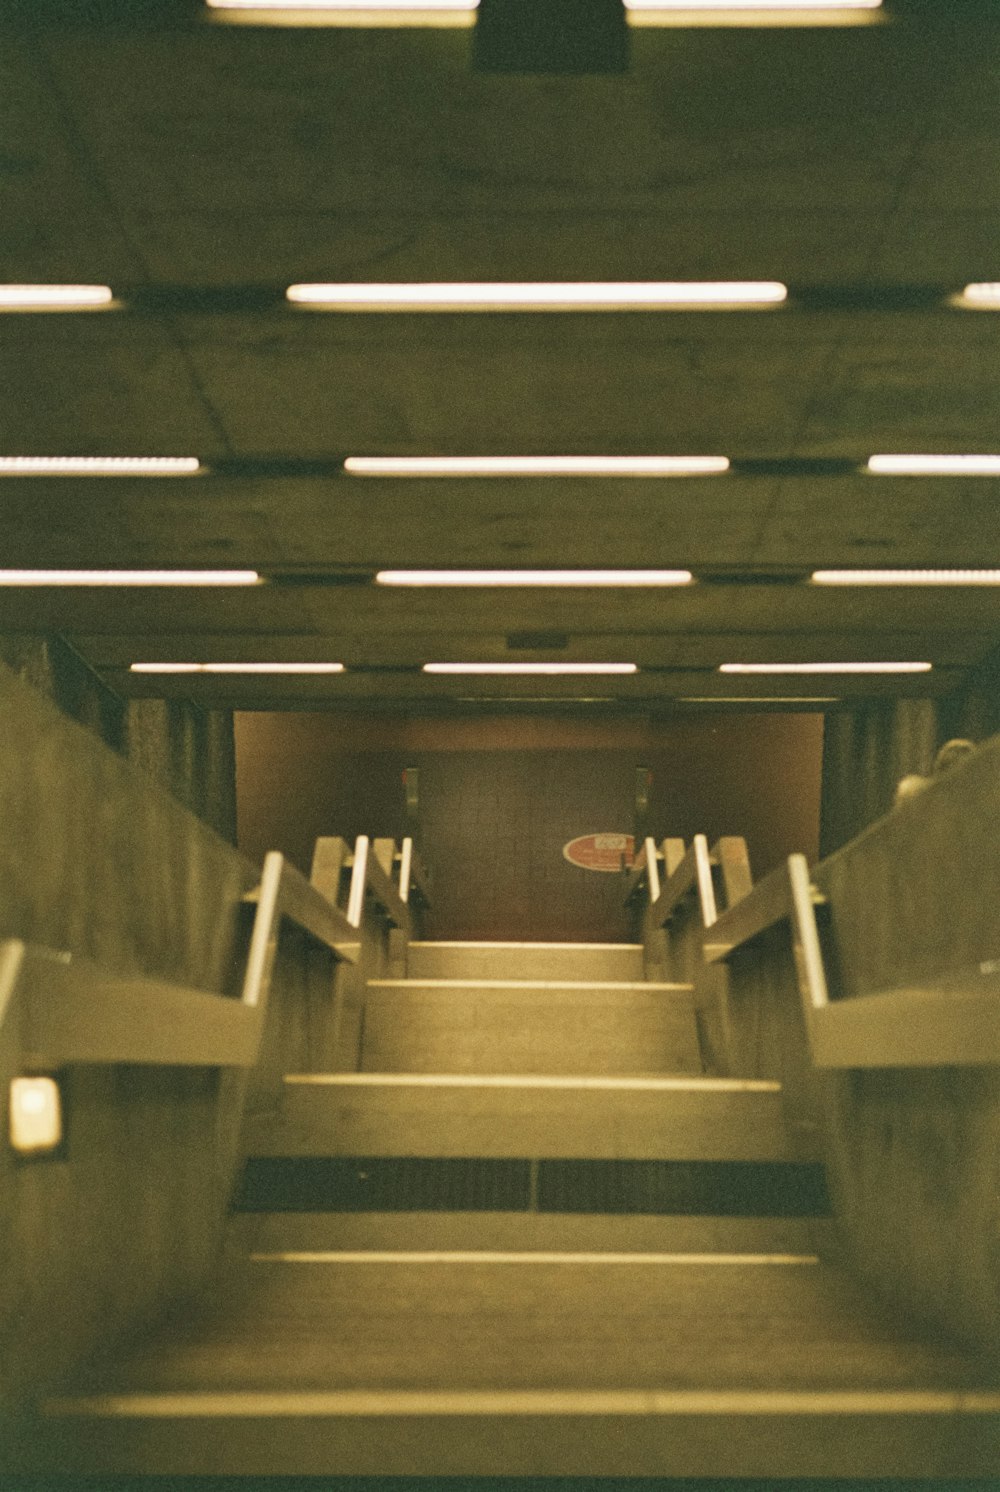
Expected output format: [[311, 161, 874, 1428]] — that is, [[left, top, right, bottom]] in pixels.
[[705, 853, 1000, 1068], [1, 852, 358, 1072]]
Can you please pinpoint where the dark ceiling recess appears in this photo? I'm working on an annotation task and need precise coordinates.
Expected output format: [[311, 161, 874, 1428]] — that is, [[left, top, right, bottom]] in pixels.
[[473, 0, 629, 74]]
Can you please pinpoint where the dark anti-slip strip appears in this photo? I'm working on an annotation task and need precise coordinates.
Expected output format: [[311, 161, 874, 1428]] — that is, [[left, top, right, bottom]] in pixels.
[[234, 1157, 830, 1217]]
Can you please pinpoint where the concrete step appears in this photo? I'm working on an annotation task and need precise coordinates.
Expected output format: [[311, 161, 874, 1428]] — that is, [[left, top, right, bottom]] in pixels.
[[230, 1210, 831, 1256], [360, 980, 700, 1075], [37, 1255, 1000, 1476], [244, 1073, 799, 1160], [406, 941, 646, 982]]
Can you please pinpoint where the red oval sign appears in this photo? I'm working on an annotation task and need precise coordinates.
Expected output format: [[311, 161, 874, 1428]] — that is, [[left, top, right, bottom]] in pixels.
[[562, 832, 635, 873]]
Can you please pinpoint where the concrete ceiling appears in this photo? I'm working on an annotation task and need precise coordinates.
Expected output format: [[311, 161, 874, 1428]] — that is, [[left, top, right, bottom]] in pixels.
[[2, 0, 999, 711]]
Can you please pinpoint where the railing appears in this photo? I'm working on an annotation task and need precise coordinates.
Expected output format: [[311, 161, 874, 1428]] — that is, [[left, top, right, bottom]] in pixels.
[[310, 834, 430, 939], [705, 853, 1000, 1069], [3, 852, 359, 1079], [681, 749, 1000, 1354], [622, 835, 685, 908], [1, 838, 377, 1410], [629, 834, 752, 983], [242, 851, 359, 1012]]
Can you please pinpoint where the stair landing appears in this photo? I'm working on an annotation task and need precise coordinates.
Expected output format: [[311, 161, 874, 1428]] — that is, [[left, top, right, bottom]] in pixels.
[[36, 1252, 1000, 1476]]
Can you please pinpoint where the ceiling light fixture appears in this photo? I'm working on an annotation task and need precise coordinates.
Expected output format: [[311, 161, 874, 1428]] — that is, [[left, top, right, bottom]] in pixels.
[[376, 569, 694, 586], [812, 569, 1000, 586], [953, 283, 1000, 310], [680, 696, 839, 703], [205, 0, 477, 21], [626, 0, 882, 23], [720, 662, 932, 674], [625, 0, 879, 5], [866, 454, 1000, 476], [0, 570, 261, 587], [424, 662, 639, 675], [130, 662, 345, 674], [456, 696, 619, 703], [0, 456, 203, 477], [287, 282, 788, 311], [348, 456, 728, 477], [0, 284, 114, 311], [208, 0, 473, 6]]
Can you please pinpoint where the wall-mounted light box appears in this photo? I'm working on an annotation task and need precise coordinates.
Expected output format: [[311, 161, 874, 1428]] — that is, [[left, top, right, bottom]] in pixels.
[[9, 1076, 63, 1155]]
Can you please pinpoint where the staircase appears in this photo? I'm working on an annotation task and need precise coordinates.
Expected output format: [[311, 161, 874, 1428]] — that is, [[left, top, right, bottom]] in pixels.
[[35, 937, 1000, 1477]]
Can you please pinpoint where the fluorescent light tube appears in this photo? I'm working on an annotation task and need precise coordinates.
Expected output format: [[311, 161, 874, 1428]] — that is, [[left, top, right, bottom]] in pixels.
[[953, 283, 1000, 309], [0, 456, 202, 476], [627, 1, 882, 23], [130, 662, 345, 674], [377, 569, 694, 586], [0, 570, 260, 587], [206, 0, 477, 20], [423, 662, 638, 675], [209, 0, 475, 6], [681, 696, 839, 703], [0, 284, 114, 311], [347, 456, 729, 477], [812, 569, 1000, 586], [453, 695, 617, 701], [626, 0, 880, 7], [866, 454, 1000, 476], [287, 282, 788, 311], [720, 662, 932, 674]]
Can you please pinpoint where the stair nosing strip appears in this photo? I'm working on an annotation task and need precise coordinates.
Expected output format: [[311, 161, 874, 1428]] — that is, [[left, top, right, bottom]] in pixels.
[[45, 1388, 1000, 1418], [282, 1074, 781, 1091], [247, 1250, 820, 1264], [408, 942, 645, 951], [368, 979, 691, 990]]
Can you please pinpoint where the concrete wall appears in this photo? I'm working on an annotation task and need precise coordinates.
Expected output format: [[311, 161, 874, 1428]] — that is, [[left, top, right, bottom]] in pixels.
[[722, 735, 1000, 1351], [0, 634, 237, 843], [819, 653, 1000, 858], [0, 656, 257, 1412]]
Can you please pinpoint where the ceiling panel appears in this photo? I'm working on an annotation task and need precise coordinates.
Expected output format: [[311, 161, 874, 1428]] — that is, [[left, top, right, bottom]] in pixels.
[[20, 580, 1000, 645], [0, 37, 142, 283], [1, 1, 998, 712], [0, 474, 997, 570], [0, 319, 227, 454]]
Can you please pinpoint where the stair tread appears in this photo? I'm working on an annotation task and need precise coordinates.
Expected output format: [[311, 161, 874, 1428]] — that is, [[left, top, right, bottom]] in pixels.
[[54, 1258, 993, 1398], [245, 1073, 804, 1160], [409, 942, 647, 949]]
